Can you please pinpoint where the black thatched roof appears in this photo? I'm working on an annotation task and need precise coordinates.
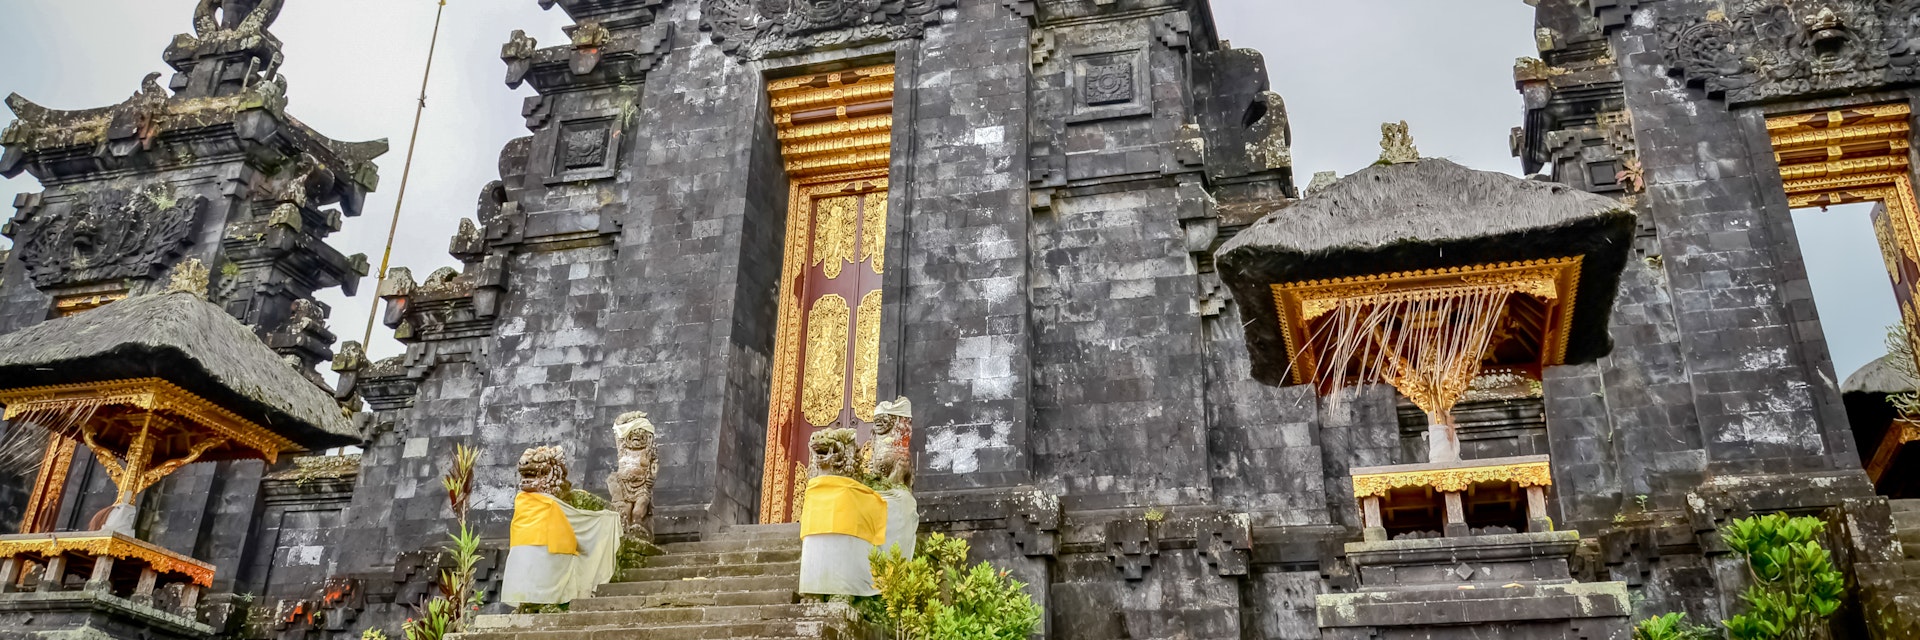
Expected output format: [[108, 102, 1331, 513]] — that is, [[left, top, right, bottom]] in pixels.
[[1844, 353, 1913, 396], [0, 291, 356, 450], [1215, 158, 1637, 386]]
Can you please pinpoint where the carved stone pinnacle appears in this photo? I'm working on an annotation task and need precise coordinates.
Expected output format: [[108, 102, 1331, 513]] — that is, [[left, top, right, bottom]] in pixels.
[[165, 258, 211, 299]]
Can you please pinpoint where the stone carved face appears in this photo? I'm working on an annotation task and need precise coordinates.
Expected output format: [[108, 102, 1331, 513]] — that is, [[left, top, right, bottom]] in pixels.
[[809, 428, 860, 477], [518, 445, 569, 495], [615, 412, 655, 452]]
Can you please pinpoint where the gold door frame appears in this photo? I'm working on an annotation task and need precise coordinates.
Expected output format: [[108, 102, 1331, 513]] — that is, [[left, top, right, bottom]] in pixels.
[[760, 64, 897, 523]]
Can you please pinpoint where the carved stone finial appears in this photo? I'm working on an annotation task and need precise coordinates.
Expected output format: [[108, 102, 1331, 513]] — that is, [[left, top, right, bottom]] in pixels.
[[1304, 171, 1340, 197], [808, 428, 860, 479], [608, 411, 658, 542], [518, 445, 570, 495], [1378, 121, 1420, 165], [869, 397, 914, 488], [165, 258, 210, 299]]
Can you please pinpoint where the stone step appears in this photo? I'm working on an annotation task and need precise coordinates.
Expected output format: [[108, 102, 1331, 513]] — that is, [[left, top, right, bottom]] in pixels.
[[662, 537, 804, 555], [449, 616, 869, 640], [597, 574, 799, 598], [465, 603, 861, 634], [1893, 509, 1920, 534], [642, 548, 803, 568], [715, 523, 803, 540], [573, 588, 797, 611], [619, 561, 801, 583], [1888, 499, 1920, 514]]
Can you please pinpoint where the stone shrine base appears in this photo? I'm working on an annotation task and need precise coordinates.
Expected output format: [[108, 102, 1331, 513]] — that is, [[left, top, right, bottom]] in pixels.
[[1317, 531, 1630, 639], [0, 590, 213, 640]]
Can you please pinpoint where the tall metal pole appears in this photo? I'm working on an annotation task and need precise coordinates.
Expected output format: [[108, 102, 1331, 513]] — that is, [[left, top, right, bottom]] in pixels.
[[361, 0, 449, 347]]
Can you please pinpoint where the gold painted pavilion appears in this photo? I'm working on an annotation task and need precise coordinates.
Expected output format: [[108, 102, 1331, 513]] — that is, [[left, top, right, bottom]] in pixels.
[[1217, 137, 1636, 539], [0, 266, 355, 612]]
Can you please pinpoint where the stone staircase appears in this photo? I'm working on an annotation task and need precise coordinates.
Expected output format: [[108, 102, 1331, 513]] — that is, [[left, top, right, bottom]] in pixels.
[[449, 524, 887, 640], [1858, 499, 1920, 638]]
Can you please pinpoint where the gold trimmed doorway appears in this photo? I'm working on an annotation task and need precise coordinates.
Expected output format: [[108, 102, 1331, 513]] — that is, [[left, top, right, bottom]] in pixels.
[[760, 64, 897, 523]]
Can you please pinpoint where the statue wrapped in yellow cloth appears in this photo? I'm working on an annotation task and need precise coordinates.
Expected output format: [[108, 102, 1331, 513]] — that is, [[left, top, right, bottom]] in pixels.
[[501, 446, 621, 606], [798, 428, 888, 597]]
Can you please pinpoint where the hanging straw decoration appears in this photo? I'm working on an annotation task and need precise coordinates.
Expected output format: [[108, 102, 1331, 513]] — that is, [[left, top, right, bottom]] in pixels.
[[0, 398, 107, 477], [1306, 286, 1514, 428]]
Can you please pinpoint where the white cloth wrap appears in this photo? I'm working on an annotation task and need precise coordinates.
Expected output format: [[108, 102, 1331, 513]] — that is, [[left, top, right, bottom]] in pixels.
[[798, 533, 879, 597], [501, 500, 622, 605], [878, 488, 919, 560]]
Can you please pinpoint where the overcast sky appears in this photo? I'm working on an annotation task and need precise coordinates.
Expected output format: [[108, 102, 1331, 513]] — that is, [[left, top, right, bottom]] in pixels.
[[0, 0, 1898, 378]]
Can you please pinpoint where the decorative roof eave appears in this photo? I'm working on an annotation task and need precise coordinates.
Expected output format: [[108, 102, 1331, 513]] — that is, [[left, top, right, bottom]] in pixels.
[[0, 89, 385, 208], [502, 22, 673, 94], [0, 290, 359, 449], [536, 0, 669, 31]]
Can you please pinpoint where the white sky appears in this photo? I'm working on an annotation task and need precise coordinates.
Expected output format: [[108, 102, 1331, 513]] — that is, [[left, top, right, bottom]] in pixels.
[[0, 0, 1897, 377]]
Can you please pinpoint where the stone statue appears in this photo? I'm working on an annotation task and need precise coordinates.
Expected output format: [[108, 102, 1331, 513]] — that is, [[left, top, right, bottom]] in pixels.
[[518, 445, 569, 496], [798, 426, 887, 597], [809, 427, 861, 478], [1378, 120, 1420, 164], [607, 411, 658, 542], [166, 258, 210, 299], [868, 397, 913, 488]]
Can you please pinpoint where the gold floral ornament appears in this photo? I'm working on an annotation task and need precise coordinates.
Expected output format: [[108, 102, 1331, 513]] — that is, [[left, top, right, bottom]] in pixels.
[[802, 295, 851, 427], [1350, 459, 1553, 499], [862, 196, 887, 273], [0, 532, 215, 587], [853, 290, 883, 423], [813, 196, 859, 280]]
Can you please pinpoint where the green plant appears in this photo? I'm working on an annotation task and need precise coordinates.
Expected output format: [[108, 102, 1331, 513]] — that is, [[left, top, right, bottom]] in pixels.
[[1721, 513, 1847, 640], [361, 629, 390, 640], [865, 533, 1041, 640], [1634, 612, 1716, 640]]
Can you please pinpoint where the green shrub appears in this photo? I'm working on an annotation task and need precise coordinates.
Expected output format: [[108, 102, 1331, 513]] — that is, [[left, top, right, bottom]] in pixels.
[[863, 533, 1041, 640], [1721, 513, 1846, 640], [1634, 612, 1716, 640]]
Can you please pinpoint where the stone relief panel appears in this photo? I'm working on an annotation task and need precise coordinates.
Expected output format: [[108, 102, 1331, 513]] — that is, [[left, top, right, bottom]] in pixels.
[[1656, 0, 1920, 104], [1068, 48, 1151, 122], [700, 0, 958, 60], [4, 186, 205, 289]]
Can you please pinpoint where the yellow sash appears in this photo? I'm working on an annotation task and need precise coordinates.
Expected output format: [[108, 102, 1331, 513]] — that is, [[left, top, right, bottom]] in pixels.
[[510, 492, 578, 555], [799, 475, 888, 546]]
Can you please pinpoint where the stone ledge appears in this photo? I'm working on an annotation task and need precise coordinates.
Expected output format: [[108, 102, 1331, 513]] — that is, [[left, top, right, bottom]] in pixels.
[[1315, 581, 1630, 628]]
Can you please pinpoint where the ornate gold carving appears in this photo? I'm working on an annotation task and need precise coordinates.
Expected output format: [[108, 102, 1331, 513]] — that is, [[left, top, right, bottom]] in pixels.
[[0, 379, 298, 463], [802, 295, 851, 427], [1351, 460, 1554, 499], [52, 290, 127, 317], [813, 196, 859, 280], [19, 438, 74, 534], [789, 461, 809, 521], [853, 290, 883, 423], [0, 532, 214, 587], [863, 196, 888, 274], [1768, 103, 1920, 353]]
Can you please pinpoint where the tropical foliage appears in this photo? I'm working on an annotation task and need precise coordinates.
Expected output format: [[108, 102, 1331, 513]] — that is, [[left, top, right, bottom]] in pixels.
[[1721, 513, 1846, 640], [861, 533, 1042, 640]]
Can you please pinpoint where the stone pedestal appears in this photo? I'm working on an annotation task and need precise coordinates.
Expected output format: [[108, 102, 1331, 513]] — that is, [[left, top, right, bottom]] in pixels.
[[1316, 531, 1630, 639]]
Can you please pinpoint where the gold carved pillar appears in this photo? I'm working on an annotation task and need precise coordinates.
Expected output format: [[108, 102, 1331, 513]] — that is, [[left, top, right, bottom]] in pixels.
[[760, 64, 898, 523]]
